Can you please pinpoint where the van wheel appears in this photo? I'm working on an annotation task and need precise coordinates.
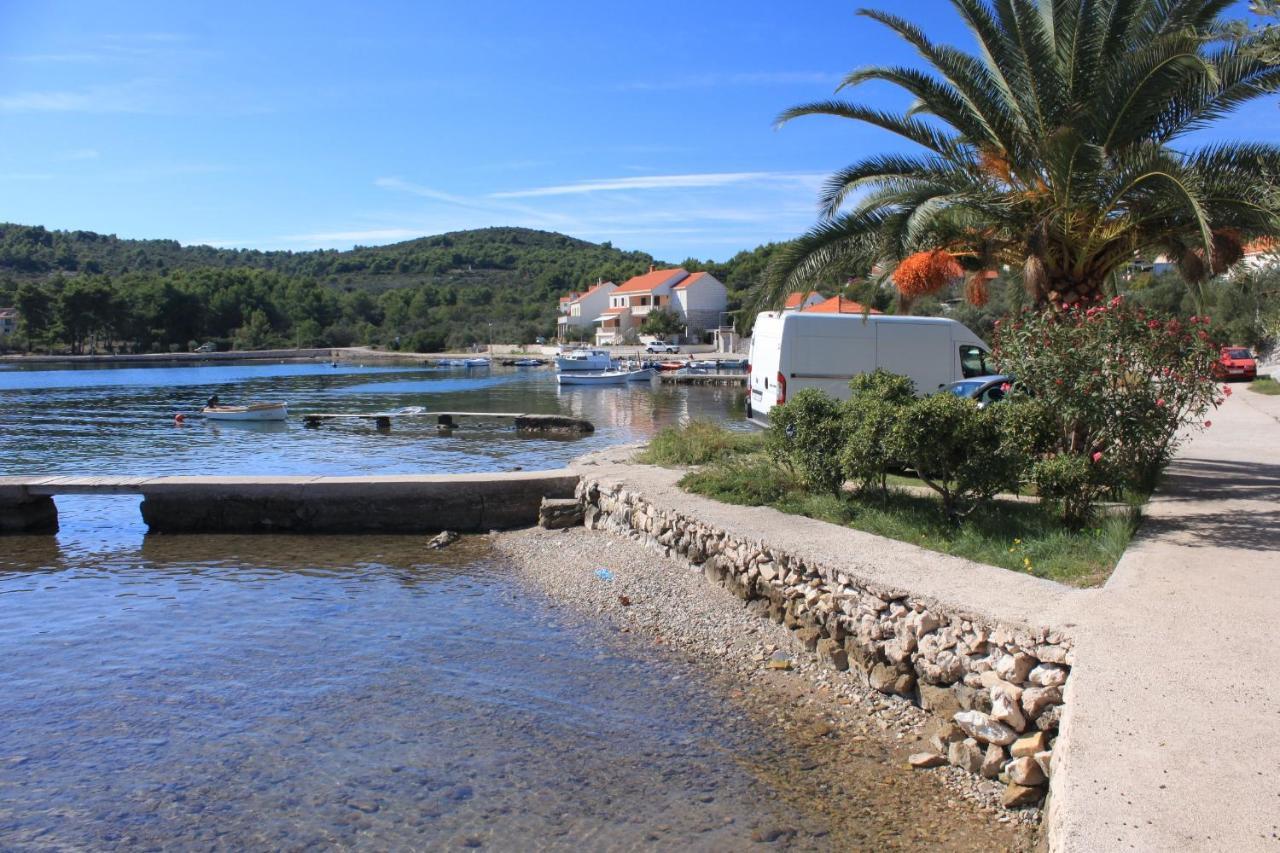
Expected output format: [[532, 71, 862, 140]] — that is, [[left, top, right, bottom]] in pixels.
[[745, 401, 753, 420]]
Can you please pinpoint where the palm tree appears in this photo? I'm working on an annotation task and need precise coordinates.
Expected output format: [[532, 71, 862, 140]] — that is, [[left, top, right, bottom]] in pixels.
[[760, 0, 1280, 311]]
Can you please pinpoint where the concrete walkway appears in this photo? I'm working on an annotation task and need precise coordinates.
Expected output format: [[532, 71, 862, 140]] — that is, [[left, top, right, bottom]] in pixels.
[[1050, 389, 1280, 851]]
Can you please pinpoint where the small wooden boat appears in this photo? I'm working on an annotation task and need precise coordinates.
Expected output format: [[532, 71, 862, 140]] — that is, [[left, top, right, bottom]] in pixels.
[[656, 361, 687, 372], [201, 402, 288, 421]]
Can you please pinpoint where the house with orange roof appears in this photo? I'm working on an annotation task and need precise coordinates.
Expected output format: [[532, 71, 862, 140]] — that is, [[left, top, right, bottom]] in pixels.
[[801, 295, 882, 315], [593, 267, 726, 345], [782, 291, 824, 312], [557, 280, 616, 339]]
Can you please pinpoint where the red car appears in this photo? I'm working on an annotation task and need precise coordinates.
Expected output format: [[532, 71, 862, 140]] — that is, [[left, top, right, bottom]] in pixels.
[[1213, 346, 1258, 381]]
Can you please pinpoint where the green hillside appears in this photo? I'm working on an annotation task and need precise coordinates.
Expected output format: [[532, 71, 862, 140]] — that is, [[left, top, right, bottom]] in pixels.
[[0, 224, 663, 353]]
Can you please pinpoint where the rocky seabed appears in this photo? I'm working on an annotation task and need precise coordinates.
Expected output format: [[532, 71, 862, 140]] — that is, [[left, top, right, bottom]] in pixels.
[[579, 477, 1070, 810]]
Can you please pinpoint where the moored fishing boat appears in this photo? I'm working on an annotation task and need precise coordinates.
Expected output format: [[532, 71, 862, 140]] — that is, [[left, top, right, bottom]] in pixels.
[[201, 402, 289, 421], [625, 367, 657, 381], [555, 348, 613, 371], [556, 369, 651, 386], [463, 357, 491, 368]]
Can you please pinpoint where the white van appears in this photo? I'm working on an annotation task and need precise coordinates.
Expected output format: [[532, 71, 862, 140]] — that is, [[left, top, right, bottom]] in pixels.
[[746, 312, 993, 426]]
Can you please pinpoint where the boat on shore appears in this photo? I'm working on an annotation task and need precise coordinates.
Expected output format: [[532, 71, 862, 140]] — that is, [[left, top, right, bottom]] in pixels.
[[557, 368, 653, 386], [201, 402, 289, 421]]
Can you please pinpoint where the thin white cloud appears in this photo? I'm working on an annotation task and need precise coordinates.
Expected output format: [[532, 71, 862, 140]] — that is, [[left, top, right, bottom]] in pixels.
[[0, 172, 56, 181], [375, 176, 575, 226], [0, 80, 158, 113], [491, 171, 825, 198], [64, 148, 100, 161]]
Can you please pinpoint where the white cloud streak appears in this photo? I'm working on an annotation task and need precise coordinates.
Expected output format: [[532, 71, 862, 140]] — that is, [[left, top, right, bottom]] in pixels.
[[491, 171, 825, 198]]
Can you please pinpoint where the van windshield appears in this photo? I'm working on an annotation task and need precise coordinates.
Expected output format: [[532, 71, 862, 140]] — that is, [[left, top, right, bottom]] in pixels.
[[959, 344, 993, 378]]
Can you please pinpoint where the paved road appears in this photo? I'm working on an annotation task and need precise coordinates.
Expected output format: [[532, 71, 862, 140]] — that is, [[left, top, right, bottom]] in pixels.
[[1051, 388, 1280, 851]]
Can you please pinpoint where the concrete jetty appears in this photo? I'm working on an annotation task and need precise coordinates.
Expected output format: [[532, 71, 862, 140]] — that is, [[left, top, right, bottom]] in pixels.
[[301, 411, 594, 434], [0, 471, 579, 534]]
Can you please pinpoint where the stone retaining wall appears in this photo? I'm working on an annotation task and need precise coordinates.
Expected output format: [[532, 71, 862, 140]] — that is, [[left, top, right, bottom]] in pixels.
[[579, 475, 1070, 808]]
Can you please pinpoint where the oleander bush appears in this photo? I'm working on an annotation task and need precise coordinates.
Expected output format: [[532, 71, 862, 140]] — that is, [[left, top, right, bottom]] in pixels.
[[994, 297, 1225, 497]]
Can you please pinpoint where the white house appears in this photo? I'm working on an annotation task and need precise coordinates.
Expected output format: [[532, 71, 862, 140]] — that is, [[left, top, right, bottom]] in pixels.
[[557, 280, 616, 339], [0, 308, 16, 339], [594, 267, 727, 345]]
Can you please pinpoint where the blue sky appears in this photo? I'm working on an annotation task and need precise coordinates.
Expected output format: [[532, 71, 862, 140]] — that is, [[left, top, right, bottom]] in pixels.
[[1, 0, 1275, 262]]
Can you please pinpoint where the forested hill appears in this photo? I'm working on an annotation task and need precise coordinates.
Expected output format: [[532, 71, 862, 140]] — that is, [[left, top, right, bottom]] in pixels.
[[0, 223, 656, 292], [0, 222, 784, 354]]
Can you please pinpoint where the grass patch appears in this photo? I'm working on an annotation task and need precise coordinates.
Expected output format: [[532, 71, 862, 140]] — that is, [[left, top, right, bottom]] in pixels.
[[1249, 377, 1280, 395], [680, 453, 1135, 587], [636, 420, 763, 467]]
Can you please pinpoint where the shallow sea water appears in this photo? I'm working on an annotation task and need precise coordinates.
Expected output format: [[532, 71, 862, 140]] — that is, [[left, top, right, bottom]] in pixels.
[[0, 361, 841, 849], [0, 533, 851, 850]]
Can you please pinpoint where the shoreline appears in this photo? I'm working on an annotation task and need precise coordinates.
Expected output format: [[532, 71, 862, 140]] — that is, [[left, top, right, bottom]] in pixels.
[[493, 525, 1039, 850]]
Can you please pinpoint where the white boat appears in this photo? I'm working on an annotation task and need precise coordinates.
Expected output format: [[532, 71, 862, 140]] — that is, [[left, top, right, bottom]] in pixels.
[[556, 349, 613, 371], [436, 358, 467, 367], [463, 357, 491, 367], [557, 368, 654, 386], [556, 370, 629, 386], [201, 402, 288, 421]]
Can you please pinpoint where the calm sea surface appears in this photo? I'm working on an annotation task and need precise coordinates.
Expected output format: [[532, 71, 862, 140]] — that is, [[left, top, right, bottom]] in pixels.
[[0, 361, 835, 850]]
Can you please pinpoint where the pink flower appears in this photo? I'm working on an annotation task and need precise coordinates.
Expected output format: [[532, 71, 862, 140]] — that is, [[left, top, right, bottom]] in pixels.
[[1223, 386, 1232, 397], [1156, 398, 1165, 407], [1204, 420, 1212, 428], [1092, 451, 1103, 463]]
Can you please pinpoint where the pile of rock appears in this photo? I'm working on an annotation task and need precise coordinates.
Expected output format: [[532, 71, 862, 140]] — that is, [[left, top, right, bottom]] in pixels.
[[579, 477, 1069, 808]]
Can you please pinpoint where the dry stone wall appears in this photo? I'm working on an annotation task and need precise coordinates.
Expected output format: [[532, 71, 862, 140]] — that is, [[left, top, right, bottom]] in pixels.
[[579, 476, 1070, 808]]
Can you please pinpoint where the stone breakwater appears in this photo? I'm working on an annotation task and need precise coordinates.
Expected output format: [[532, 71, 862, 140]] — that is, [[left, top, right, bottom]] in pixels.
[[578, 475, 1070, 810]]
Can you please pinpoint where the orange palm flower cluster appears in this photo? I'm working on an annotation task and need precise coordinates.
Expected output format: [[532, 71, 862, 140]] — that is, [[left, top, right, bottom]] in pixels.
[[892, 250, 962, 299]]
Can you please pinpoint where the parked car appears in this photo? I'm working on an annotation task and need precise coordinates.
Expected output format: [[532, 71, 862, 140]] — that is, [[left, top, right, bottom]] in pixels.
[[746, 311, 992, 426], [942, 374, 1016, 407], [194, 342, 217, 353], [645, 341, 681, 354], [1213, 346, 1257, 381]]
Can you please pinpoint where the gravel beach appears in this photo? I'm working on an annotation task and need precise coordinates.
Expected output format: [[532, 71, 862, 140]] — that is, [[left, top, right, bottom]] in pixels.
[[493, 525, 1039, 851]]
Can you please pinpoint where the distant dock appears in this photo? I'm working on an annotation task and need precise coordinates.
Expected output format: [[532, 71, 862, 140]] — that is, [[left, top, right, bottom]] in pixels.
[[657, 372, 746, 386], [300, 411, 594, 434]]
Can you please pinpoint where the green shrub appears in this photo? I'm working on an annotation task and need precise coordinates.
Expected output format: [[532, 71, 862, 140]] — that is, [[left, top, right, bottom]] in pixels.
[[840, 370, 916, 497], [766, 388, 848, 495], [637, 420, 762, 467], [995, 397, 1057, 460], [1031, 453, 1106, 529], [886, 393, 1021, 520]]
